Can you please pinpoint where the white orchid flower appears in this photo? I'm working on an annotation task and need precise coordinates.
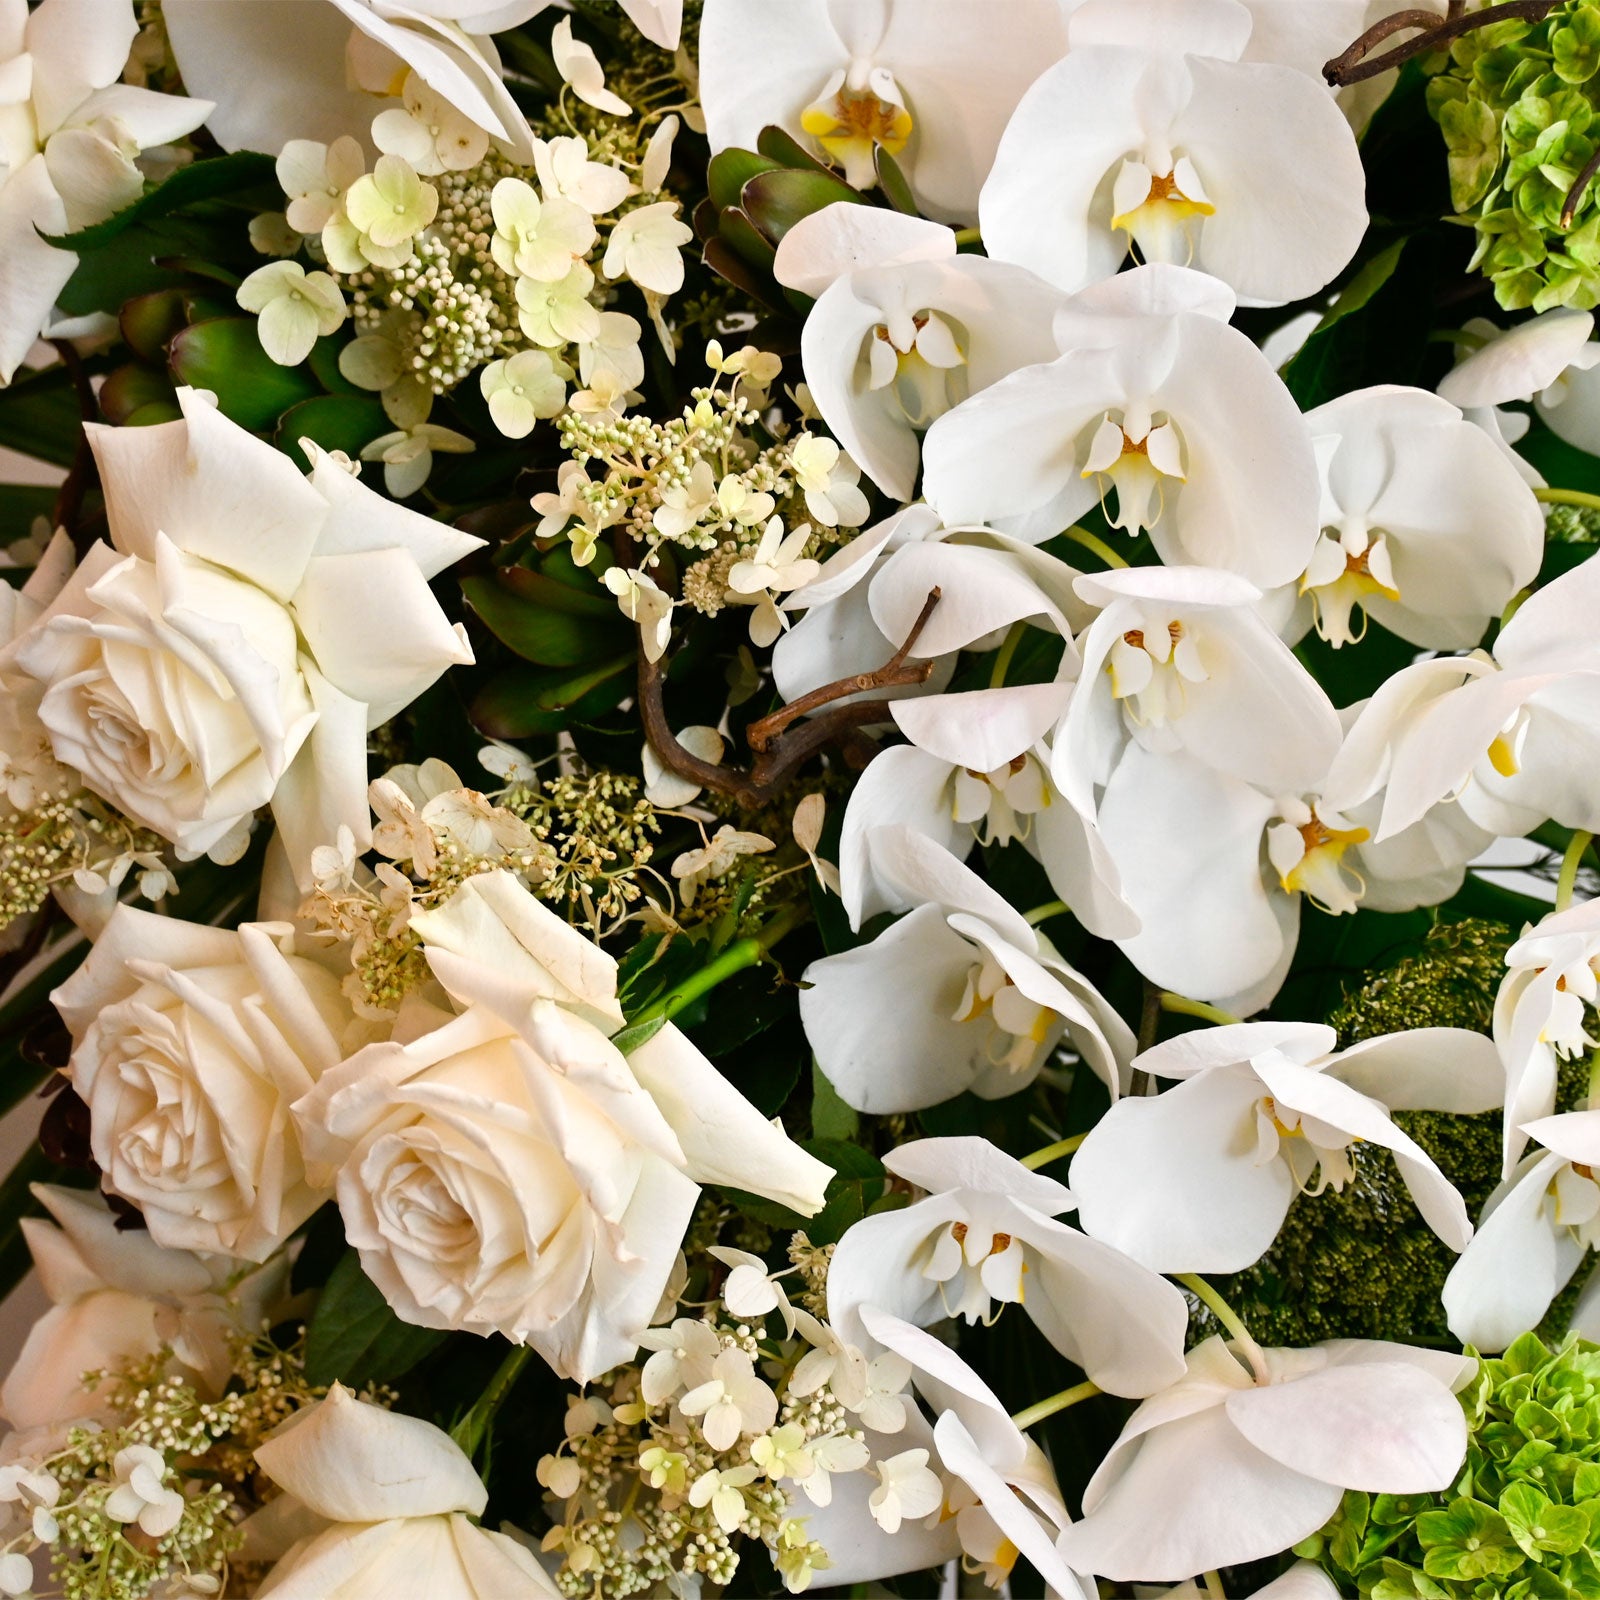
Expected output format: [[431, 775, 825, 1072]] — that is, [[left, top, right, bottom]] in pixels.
[[1056, 1333, 1472, 1582], [772, 504, 955, 704], [1438, 306, 1600, 460], [1094, 735, 1363, 1010], [0, 0, 210, 383], [1071, 1021, 1502, 1274], [799, 826, 1134, 1112], [1443, 1109, 1600, 1352], [860, 1307, 1094, 1599], [828, 1136, 1189, 1398], [1322, 549, 1600, 843], [774, 207, 1066, 501], [1496, 898, 1600, 1178], [699, 0, 1071, 220], [165, 0, 539, 160], [1053, 564, 1342, 820], [837, 679, 1068, 923], [979, 0, 1366, 304], [1269, 386, 1544, 651], [922, 266, 1321, 581]]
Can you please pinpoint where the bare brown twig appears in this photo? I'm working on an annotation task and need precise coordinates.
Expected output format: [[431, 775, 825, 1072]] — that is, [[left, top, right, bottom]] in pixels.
[[639, 587, 942, 806], [1323, 0, 1561, 86]]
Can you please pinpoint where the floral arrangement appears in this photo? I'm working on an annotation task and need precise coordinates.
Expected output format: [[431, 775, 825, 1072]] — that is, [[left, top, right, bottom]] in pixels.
[[6, 0, 1600, 1596]]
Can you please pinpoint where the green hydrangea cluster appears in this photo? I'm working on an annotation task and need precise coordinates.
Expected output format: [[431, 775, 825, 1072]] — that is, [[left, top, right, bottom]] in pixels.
[[1428, 0, 1600, 309], [1301, 1333, 1600, 1598]]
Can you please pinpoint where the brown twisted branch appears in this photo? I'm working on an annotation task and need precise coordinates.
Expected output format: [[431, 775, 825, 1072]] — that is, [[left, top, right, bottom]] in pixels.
[[640, 587, 942, 806], [1324, 0, 1561, 86]]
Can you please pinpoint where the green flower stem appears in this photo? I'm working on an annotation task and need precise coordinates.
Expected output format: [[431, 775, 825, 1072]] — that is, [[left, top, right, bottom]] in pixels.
[[1020, 1131, 1088, 1170], [451, 1342, 535, 1462], [1534, 487, 1600, 512], [953, 226, 982, 247], [1203, 1573, 1225, 1599], [1061, 523, 1130, 570], [989, 620, 1027, 689], [1556, 830, 1593, 912], [1023, 899, 1070, 926], [624, 904, 806, 1034], [1010, 1378, 1101, 1430], [1177, 1273, 1270, 1384], [1161, 992, 1243, 1026]]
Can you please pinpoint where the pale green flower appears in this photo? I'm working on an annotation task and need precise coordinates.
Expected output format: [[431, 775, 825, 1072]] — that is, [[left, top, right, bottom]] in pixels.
[[515, 261, 601, 347], [490, 176, 596, 281], [361, 421, 474, 498], [480, 349, 571, 439], [345, 154, 438, 250], [236, 260, 347, 366]]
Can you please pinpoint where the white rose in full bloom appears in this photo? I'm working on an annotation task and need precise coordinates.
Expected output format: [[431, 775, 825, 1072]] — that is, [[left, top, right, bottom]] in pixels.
[[52, 904, 370, 1261], [293, 870, 832, 1381], [253, 1384, 559, 1599], [0, 1185, 285, 1429], [14, 388, 480, 884]]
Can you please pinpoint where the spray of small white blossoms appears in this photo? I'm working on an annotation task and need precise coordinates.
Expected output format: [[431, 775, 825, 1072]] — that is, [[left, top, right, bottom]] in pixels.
[[542, 340, 870, 657], [536, 1248, 923, 1596], [239, 45, 695, 497]]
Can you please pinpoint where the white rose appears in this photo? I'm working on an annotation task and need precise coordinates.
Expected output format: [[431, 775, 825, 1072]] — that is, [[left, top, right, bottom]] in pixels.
[[293, 990, 701, 1382], [253, 1384, 559, 1600], [0, 1185, 284, 1429], [14, 388, 481, 883], [293, 870, 831, 1381], [52, 905, 366, 1261]]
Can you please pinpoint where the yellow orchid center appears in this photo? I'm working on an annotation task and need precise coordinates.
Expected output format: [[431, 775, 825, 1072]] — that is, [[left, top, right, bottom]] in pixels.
[[800, 73, 912, 190], [954, 951, 1055, 1076], [1081, 412, 1186, 537], [1110, 157, 1215, 266], [1267, 804, 1369, 916], [1300, 526, 1401, 648]]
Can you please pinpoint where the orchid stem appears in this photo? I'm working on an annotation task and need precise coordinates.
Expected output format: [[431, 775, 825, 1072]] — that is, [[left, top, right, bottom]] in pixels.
[[989, 621, 1027, 689], [1161, 993, 1243, 1027], [1534, 487, 1600, 512], [624, 905, 804, 1034], [1020, 1131, 1088, 1170], [1177, 1273, 1270, 1385], [1023, 899, 1069, 926], [1010, 1378, 1101, 1430], [1061, 524, 1130, 570], [953, 226, 982, 247], [450, 1343, 534, 1461], [1203, 1573, 1226, 1599], [1556, 831, 1593, 912]]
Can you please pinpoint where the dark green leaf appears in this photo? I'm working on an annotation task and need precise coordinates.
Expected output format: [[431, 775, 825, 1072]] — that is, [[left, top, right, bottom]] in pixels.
[[0, 485, 58, 541], [168, 317, 321, 431], [38, 152, 277, 251], [874, 146, 918, 214], [708, 147, 784, 211], [275, 394, 388, 470], [303, 1250, 447, 1387], [99, 364, 177, 426], [462, 571, 627, 667], [468, 654, 634, 738], [755, 125, 837, 176], [0, 366, 84, 467], [740, 169, 863, 247]]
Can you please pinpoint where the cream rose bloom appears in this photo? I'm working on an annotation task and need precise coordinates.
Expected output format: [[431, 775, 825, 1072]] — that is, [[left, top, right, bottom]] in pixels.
[[0, 1185, 284, 1430], [53, 904, 368, 1261], [253, 1384, 558, 1599], [13, 387, 480, 884], [293, 870, 832, 1381]]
